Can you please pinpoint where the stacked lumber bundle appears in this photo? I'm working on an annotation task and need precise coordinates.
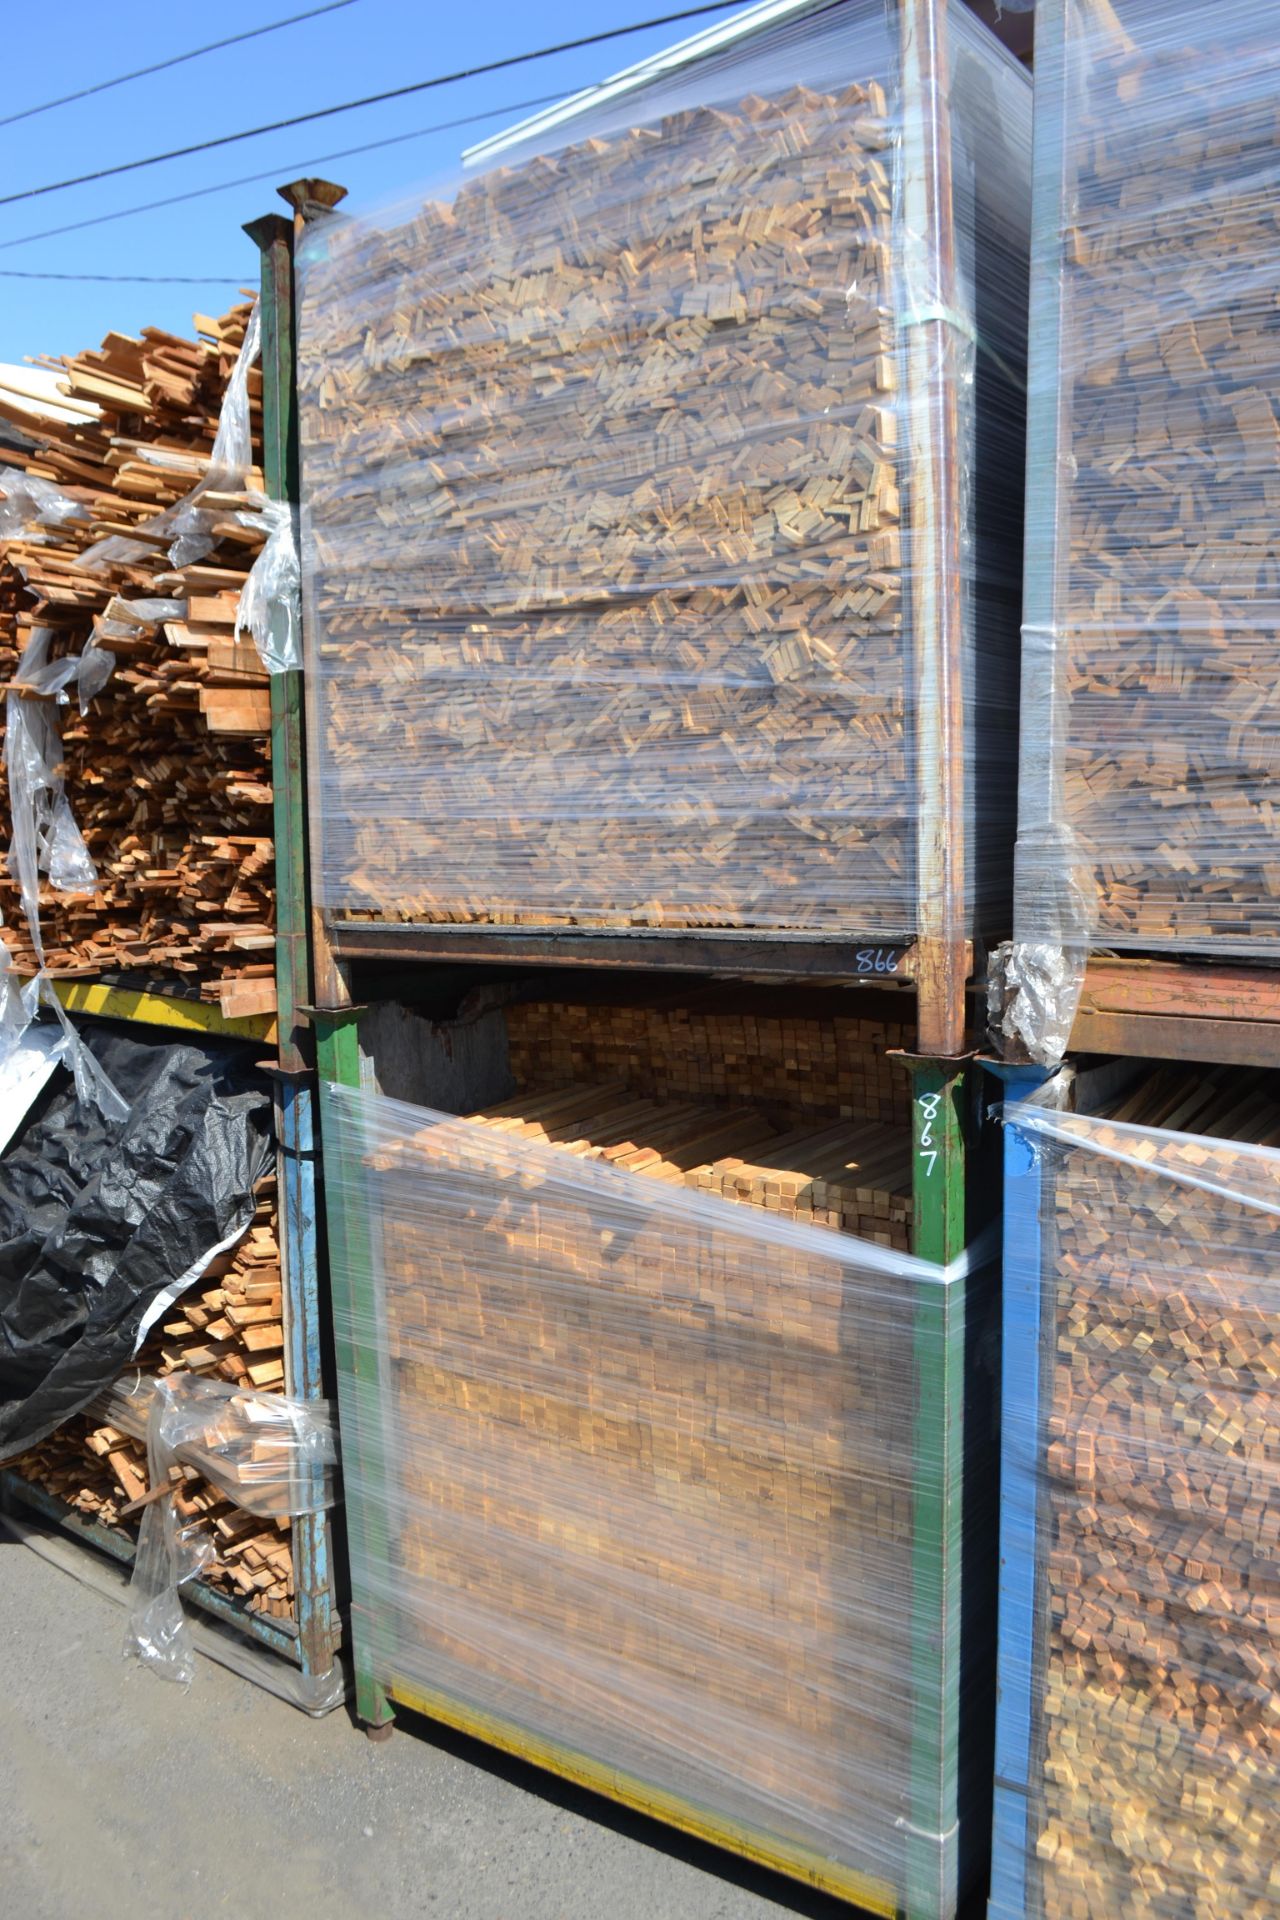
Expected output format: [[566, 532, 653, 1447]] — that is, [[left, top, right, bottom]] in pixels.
[[354, 1076, 919, 1886], [1018, 0, 1280, 953], [301, 9, 1030, 943], [467, 1081, 911, 1247], [1024, 1064, 1280, 1918], [299, 71, 927, 938], [504, 992, 913, 1128], [0, 303, 277, 1009], [7, 1171, 295, 1619]]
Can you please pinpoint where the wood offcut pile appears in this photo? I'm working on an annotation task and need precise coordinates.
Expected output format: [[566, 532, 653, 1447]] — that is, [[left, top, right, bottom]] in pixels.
[[0, 302, 277, 1014], [1033, 1064, 1280, 1918], [299, 82, 921, 936], [1039, 5, 1280, 951], [358, 995, 917, 1871], [9, 1171, 297, 1620]]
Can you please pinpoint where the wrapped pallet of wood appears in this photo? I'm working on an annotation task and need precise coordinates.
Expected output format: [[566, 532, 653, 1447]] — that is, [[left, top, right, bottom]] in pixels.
[[990, 1062, 1280, 1920], [321, 983, 997, 1915], [1011, 0, 1280, 1002], [296, 0, 1029, 979]]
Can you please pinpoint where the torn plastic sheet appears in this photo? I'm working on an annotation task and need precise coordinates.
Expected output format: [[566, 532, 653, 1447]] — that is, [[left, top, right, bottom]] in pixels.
[[125, 1373, 338, 1697], [235, 497, 301, 673], [80, 303, 262, 575], [0, 1018, 271, 1458], [0, 466, 90, 542], [5, 631, 104, 956], [1, 627, 133, 1118]]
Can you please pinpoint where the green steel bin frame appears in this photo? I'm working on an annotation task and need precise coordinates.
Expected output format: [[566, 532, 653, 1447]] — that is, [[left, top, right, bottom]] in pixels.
[[293, 0, 1004, 1894]]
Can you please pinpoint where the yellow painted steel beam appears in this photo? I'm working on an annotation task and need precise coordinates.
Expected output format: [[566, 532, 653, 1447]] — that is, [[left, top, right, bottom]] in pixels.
[[387, 1677, 899, 1917], [40, 978, 277, 1046]]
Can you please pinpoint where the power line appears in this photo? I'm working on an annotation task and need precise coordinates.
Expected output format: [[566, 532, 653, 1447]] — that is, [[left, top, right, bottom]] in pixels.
[[0, 270, 247, 283], [0, 92, 570, 254], [0, 1, 749, 209], [0, 1, 361, 131]]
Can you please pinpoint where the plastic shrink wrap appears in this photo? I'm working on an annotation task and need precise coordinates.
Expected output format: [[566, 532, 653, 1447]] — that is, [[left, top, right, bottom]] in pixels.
[[125, 1372, 337, 1698], [1014, 0, 1280, 971], [296, 0, 1029, 940], [991, 1064, 1280, 1920], [320, 1078, 996, 1918]]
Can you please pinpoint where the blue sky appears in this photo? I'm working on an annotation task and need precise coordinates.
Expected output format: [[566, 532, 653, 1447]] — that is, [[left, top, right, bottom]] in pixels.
[[0, 0, 752, 366]]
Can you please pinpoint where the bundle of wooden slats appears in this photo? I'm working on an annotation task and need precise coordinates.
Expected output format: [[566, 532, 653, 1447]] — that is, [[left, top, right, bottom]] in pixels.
[[1029, 1063, 1280, 1918], [0, 302, 276, 1011], [1022, 0, 1280, 952], [8, 1171, 295, 1619], [298, 80, 923, 936], [366, 1077, 917, 1881], [504, 991, 913, 1129], [467, 1080, 911, 1247]]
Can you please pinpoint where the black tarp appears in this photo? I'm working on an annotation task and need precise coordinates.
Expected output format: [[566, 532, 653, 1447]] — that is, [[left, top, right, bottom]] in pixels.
[[0, 1018, 271, 1458]]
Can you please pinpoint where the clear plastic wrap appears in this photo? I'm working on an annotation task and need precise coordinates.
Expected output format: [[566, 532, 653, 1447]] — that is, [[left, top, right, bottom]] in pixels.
[[321, 1077, 996, 1915], [1015, 0, 1280, 957], [5, 632, 99, 940], [124, 1372, 336, 1691], [992, 1065, 1280, 1919], [296, 0, 1029, 939], [236, 497, 302, 674], [0, 467, 89, 540]]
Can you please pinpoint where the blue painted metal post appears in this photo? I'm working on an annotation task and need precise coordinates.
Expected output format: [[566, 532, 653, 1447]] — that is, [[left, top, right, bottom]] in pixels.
[[983, 1061, 1058, 1920]]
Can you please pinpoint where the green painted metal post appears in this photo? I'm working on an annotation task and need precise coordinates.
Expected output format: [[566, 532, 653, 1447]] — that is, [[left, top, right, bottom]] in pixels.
[[312, 1008, 396, 1731], [902, 1056, 968, 1919], [244, 212, 311, 1075]]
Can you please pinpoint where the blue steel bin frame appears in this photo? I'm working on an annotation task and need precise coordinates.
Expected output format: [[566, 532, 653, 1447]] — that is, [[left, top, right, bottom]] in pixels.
[[982, 1061, 1057, 1920]]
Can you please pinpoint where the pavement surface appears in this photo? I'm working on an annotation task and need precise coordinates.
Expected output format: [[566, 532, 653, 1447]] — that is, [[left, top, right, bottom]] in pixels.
[[0, 1525, 870, 1920]]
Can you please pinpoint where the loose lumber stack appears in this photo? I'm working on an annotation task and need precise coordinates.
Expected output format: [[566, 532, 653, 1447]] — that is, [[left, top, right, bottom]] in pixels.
[[8, 1170, 296, 1620], [298, 6, 1029, 941], [1018, 1064, 1280, 1919], [0, 303, 277, 1009], [1018, 0, 1280, 953], [351, 1074, 920, 1890]]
